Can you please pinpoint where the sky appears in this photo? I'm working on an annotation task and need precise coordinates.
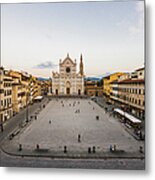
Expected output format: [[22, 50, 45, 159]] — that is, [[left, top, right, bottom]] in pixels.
[[1, 0, 144, 78]]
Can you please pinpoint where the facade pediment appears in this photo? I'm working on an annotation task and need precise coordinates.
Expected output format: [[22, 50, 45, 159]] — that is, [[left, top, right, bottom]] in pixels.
[[60, 55, 76, 67]]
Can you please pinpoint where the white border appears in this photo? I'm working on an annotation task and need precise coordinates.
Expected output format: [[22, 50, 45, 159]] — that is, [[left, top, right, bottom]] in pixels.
[[0, 0, 154, 179]]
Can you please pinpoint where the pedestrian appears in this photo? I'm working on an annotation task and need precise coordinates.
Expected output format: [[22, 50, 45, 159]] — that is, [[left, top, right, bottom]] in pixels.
[[92, 146, 96, 153], [78, 134, 81, 142], [64, 146, 67, 153], [0, 124, 4, 132], [96, 115, 99, 120], [18, 144, 22, 151], [110, 144, 112, 152], [88, 147, 91, 153], [139, 146, 143, 153], [36, 144, 40, 150], [114, 144, 116, 151], [1, 125, 4, 132]]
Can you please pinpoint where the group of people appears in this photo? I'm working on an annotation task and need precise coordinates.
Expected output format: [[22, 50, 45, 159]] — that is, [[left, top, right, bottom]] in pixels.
[[75, 109, 80, 113], [60, 100, 80, 107], [60, 100, 82, 114]]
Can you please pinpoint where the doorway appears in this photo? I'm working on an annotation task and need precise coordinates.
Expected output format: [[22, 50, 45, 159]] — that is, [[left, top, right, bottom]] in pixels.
[[78, 89, 81, 95], [66, 88, 70, 95]]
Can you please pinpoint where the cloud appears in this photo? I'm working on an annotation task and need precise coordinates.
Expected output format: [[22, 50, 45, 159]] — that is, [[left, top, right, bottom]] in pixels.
[[33, 61, 57, 69]]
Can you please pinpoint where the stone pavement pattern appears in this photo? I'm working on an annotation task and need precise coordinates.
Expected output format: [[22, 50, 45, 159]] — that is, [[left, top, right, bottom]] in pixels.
[[4, 98, 144, 155]]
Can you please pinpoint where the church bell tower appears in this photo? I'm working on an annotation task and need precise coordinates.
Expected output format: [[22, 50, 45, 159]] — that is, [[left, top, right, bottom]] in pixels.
[[79, 54, 84, 76]]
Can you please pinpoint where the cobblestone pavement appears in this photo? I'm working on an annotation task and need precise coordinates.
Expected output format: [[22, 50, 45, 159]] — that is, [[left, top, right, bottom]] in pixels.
[[0, 96, 49, 142], [2, 98, 144, 157]]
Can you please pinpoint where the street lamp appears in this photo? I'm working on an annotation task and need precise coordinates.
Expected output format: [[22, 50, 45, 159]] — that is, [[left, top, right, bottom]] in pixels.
[[0, 119, 4, 132], [26, 85, 30, 123], [26, 92, 29, 123]]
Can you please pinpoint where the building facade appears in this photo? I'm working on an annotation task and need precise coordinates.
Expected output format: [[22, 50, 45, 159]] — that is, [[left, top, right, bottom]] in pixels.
[[9, 70, 22, 114], [9, 70, 42, 114], [0, 67, 13, 122], [84, 79, 103, 96], [0, 67, 45, 126], [110, 67, 145, 120], [103, 72, 126, 98], [117, 79, 145, 119], [52, 54, 85, 95]]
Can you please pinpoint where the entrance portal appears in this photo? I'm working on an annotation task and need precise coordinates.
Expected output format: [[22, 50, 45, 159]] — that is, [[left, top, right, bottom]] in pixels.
[[78, 89, 81, 95], [66, 81, 71, 95], [66, 88, 70, 95]]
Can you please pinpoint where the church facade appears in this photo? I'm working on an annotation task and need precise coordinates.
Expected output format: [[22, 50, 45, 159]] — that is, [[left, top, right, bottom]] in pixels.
[[52, 54, 85, 95]]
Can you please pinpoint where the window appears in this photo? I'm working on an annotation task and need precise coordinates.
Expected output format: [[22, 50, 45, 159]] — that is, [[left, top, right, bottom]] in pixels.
[[4, 99, 6, 106], [66, 67, 71, 73], [0, 89, 4, 94]]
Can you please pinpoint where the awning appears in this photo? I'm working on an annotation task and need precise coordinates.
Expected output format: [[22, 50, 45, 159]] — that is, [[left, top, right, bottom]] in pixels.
[[34, 96, 43, 100], [124, 113, 141, 123], [114, 108, 141, 124], [114, 108, 124, 116]]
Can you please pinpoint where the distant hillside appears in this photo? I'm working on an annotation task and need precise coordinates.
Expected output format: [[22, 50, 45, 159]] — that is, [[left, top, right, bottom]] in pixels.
[[85, 77, 101, 81], [37, 74, 111, 82], [85, 73, 111, 81], [97, 72, 111, 79], [37, 77, 50, 81]]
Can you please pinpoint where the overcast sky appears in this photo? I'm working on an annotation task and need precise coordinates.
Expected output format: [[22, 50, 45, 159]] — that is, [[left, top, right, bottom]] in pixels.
[[1, 0, 144, 78]]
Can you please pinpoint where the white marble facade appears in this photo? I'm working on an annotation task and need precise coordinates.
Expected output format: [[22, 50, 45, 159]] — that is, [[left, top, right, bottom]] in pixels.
[[52, 54, 84, 95]]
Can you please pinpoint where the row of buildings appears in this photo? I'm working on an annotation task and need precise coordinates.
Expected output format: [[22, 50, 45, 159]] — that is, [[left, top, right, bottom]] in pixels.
[[49, 53, 145, 121], [0, 53, 145, 123], [0, 67, 49, 123], [83, 68, 144, 120], [103, 67, 145, 120]]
